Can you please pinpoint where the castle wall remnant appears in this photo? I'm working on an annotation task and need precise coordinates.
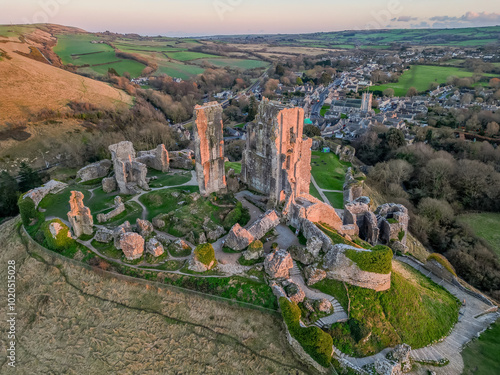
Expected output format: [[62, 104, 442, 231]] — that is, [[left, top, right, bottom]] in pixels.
[[241, 99, 312, 205], [376, 203, 409, 246], [108, 141, 149, 195], [193, 102, 227, 196], [136, 144, 169, 173], [67, 191, 93, 237]]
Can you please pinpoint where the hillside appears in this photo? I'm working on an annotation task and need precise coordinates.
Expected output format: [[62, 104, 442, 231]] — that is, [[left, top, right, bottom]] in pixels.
[[213, 26, 500, 49], [0, 218, 312, 374], [0, 25, 132, 124]]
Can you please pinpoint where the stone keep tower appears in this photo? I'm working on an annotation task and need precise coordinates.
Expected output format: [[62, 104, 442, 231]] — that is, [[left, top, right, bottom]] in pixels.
[[241, 99, 312, 205], [193, 102, 227, 196]]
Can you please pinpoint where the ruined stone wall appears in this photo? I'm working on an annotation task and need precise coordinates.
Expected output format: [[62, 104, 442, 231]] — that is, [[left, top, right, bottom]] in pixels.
[[193, 102, 227, 196], [324, 245, 391, 291], [241, 99, 312, 205], [108, 141, 149, 195]]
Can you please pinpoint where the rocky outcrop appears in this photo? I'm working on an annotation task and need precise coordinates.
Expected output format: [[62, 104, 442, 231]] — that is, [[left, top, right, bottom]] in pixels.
[[323, 244, 391, 291], [108, 141, 149, 194], [95, 228, 114, 243], [67, 191, 93, 237], [264, 249, 293, 279], [225, 210, 280, 251], [120, 232, 144, 260], [193, 102, 227, 196], [76, 159, 112, 182], [169, 149, 195, 170], [241, 99, 312, 206], [136, 219, 153, 237], [23, 180, 68, 208], [146, 238, 164, 257], [97, 196, 125, 223], [136, 144, 169, 172], [288, 236, 322, 265], [242, 240, 264, 261], [188, 243, 217, 273]]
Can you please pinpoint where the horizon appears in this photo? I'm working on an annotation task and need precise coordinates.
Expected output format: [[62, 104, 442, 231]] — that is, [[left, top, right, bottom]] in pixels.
[[1, 0, 500, 37]]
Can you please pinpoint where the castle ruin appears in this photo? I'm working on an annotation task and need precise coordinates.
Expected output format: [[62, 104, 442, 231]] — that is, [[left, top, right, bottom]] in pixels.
[[241, 98, 312, 205]]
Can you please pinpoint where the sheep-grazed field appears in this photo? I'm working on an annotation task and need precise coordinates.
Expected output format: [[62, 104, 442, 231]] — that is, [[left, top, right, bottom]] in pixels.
[[0, 218, 312, 375]]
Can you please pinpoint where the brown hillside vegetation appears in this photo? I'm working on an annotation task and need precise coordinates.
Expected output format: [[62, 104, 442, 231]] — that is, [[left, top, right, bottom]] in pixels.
[[0, 218, 313, 374], [0, 26, 132, 124]]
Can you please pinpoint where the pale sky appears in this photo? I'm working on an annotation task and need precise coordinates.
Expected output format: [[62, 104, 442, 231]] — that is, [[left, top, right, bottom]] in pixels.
[[1, 0, 500, 36]]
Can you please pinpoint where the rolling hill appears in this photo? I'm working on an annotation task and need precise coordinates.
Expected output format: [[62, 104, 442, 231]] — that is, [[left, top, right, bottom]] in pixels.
[[0, 24, 132, 125]]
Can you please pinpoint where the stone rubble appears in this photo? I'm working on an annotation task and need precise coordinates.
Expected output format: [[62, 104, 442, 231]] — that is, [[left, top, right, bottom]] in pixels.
[[264, 249, 293, 279], [146, 238, 164, 257], [120, 232, 145, 260]]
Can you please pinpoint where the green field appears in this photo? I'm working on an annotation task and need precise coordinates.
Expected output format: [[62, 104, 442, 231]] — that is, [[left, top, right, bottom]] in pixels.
[[462, 322, 500, 375], [156, 61, 205, 80], [459, 213, 500, 257], [273, 26, 500, 48], [80, 60, 146, 77], [196, 58, 269, 70], [54, 34, 145, 77], [310, 151, 350, 191], [165, 51, 220, 61], [370, 65, 496, 96], [371, 65, 499, 96], [54, 34, 115, 64]]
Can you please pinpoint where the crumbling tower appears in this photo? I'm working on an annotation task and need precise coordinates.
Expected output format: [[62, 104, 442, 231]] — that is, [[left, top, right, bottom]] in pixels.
[[193, 102, 227, 196], [241, 98, 312, 205]]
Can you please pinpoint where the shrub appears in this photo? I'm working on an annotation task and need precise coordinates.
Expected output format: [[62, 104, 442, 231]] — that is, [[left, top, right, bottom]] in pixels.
[[194, 243, 216, 266], [427, 253, 457, 276], [223, 202, 251, 230], [41, 219, 75, 252], [18, 195, 39, 226], [248, 240, 263, 253], [345, 245, 393, 274], [279, 297, 333, 367]]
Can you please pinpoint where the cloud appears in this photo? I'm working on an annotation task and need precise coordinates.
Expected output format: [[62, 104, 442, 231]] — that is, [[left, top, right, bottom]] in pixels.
[[411, 21, 431, 29], [391, 16, 418, 22], [429, 11, 500, 27]]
